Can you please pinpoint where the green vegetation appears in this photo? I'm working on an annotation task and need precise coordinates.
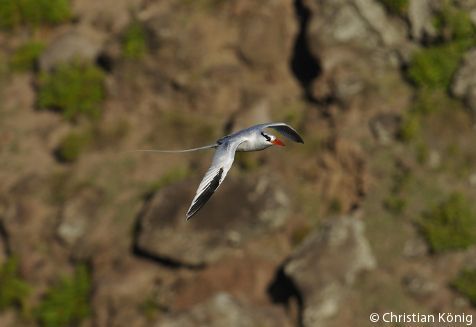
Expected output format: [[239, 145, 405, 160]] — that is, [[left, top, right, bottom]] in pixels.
[[403, 37, 470, 142], [0, 257, 30, 311], [402, 1, 476, 147], [0, 0, 71, 30], [407, 42, 469, 90], [55, 120, 130, 163], [453, 268, 476, 306], [413, 89, 456, 115], [35, 265, 92, 327], [415, 142, 430, 165], [383, 166, 411, 214], [38, 62, 106, 121], [10, 42, 45, 71], [419, 192, 476, 253], [122, 20, 148, 60], [398, 112, 420, 142], [377, 0, 409, 16], [407, 1, 475, 91], [398, 89, 460, 142], [384, 195, 406, 215], [55, 131, 93, 163], [328, 198, 342, 215], [139, 294, 166, 321], [434, 1, 475, 41]]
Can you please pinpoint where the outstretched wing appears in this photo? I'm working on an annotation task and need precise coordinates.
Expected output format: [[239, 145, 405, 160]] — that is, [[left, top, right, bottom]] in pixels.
[[263, 123, 304, 143], [186, 140, 242, 219]]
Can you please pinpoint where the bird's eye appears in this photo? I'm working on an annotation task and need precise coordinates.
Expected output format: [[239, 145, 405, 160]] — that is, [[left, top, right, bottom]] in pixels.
[[261, 132, 271, 142]]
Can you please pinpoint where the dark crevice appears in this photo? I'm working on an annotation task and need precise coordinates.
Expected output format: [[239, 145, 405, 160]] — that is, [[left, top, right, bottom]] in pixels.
[[96, 53, 114, 73], [267, 265, 304, 327], [132, 244, 204, 270], [290, 0, 321, 102], [0, 221, 10, 256]]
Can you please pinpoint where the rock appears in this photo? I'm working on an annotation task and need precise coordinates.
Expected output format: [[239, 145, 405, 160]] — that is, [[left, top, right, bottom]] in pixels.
[[284, 215, 376, 326], [402, 237, 429, 258], [135, 176, 289, 266], [469, 172, 476, 186], [57, 187, 104, 246], [158, 293, 291, 327], [452, 49, 476, 115], [225, 96, 272, 136], [305, 0, 409, 103], [402, 272, 437, 297], [428, 150, 441, 169], [369, 113, 401, 144], [316, 139, 368, 213], [0, 311, 20, 327], [0, 177, 64, 284], [408, 0, 438, 41], [471, 10, 476, 26], [92, 257, 162, 327], [307, 0, 407, 51], [238, 0, 296, 68], [72, 0, 143, 34], [39, 28, 104, 71]]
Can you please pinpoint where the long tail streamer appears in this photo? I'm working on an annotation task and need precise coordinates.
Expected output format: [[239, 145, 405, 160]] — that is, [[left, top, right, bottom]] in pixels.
[[135, 144, 218, 153]]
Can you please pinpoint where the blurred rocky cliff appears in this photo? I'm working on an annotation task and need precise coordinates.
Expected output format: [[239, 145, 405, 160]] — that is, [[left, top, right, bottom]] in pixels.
[[1, 0, 476, 326]]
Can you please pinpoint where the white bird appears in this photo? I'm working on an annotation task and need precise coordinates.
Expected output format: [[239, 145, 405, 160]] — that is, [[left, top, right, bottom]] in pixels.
[[139, 122, 304, 219]]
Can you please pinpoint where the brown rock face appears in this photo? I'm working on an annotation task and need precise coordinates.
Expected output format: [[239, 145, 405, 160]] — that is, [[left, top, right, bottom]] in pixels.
[[452, 48, 476, 116], [135, 176, 289, 266], [39, 28, 105, 71], [304, 0, 409, 103], [316, 139, 368, 213], [284, 215, 376, 326], [3, 0, 476, 325], [159, 292, 292, 327]]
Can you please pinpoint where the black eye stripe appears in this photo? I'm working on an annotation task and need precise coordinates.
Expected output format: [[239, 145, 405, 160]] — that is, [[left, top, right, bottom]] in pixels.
[[261, 132, 271, 142]]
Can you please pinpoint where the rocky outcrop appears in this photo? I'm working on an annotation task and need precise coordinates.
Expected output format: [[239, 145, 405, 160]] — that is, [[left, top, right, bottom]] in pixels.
[[159, 293, 291, 327], [56, 187, 105, 246], [135, 176, 289, 266], [72, 0, 143, 34], [284, 215, 376, 326], [408, 0, 438, 41], [39, 28, 105, 71], [4, 0, 475, 325], [452, 48, 476, 115], [304, 0, 409, 103], [238, 1, 296, 68]]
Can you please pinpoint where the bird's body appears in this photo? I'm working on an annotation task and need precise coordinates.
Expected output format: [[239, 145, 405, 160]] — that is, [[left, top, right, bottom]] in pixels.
[[138, 122, 304, 219], [219, 127, 271, 152]]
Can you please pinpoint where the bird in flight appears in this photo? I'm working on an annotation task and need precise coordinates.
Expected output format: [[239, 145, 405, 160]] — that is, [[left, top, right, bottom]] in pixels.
[[139, 122, 304, 219]]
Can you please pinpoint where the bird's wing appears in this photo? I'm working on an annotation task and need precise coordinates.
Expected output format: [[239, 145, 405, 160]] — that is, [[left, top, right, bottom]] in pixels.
[[186, 140, 243, 219], [263, 122, 304, 143]]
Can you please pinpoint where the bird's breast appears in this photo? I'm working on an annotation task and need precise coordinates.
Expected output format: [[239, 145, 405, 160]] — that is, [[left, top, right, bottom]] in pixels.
[[236, 140, 270, 152]]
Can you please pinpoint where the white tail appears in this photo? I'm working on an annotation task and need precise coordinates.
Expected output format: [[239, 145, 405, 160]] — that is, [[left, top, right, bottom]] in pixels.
[[135, 144, 218, 153]]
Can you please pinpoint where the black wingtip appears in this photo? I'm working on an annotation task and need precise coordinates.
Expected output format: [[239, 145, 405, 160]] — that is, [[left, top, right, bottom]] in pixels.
[[293, 135, 304, 144], [185, 168, 224, 221], [294, 135, 304, 144]]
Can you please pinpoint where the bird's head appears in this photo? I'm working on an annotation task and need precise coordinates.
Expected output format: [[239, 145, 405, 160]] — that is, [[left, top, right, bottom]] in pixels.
[[261, 132, 285, 146]]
